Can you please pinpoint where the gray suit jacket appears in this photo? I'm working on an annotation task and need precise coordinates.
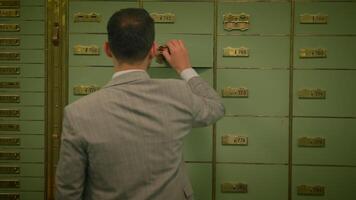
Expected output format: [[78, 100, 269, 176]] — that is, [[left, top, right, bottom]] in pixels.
[[56, 71, 224, 200]]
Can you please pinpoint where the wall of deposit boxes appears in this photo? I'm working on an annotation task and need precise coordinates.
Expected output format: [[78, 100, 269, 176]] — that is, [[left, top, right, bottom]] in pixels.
[[1, 0, 356, 200]]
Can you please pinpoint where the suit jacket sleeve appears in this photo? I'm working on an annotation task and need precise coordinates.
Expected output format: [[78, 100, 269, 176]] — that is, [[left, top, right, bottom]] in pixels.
[[186, 77, 225, 127], [56, 108, 87, 200]]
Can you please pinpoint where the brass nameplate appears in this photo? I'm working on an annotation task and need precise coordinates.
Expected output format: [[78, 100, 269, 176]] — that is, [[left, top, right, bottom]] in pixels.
[[222, 87, 248, 98], [0, 152, 20, 160], [0, 109, 20, 117], [223, 47, 249, 57], [74, 12, 101, 23], [150, 13, 175, 23], [0, 66, 20, 75], [223, 13, 250, 31], [300, 14, 328, 24], [0, 193, 20, 200], [0, 137, 19, 146], [298, 137, 325, 147], [0, 180, 19, 188], [0, 166, 20, 174], [74, 45, 100, 55], [0, 52, 20, 60], [297, 185, 325, 196], [73, 85, 100, 95], [0, 0, 20, 9], [298, 89, 326, 99], [0, 24, 20, 32], [221, 182, 248, 193], [222, 135, 248, 145], [0, 124, 19, 131], [300, 48, 327, 58], [0, 38, 20, 46], [0, 95, 20, 103], [0, 9, 19, 17], [0, 82, 19, 88]]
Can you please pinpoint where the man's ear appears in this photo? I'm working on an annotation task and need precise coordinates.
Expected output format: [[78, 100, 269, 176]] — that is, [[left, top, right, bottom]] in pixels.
[[104, 42, 113, 58], [149, 42, 158, 58]]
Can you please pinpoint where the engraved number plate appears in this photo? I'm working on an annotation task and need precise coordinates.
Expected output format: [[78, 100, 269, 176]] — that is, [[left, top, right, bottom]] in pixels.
[[0, 124, 19, 131], [0, 38, 20, 46], [150, 13, 175, 23], [73, 85, 100, 95], [0, 82, 19, 88], [0, 95, 20, 103], [74, 45, 100, 55], [0, 66, 20, 75], [223, 13, 250, 31], [0, 137, 20, 146], [298, 137, 325, 147], [0, 193, 20, 200], [0, 180, 19, 188], [0, 9, 19, 17], [0, 0, 20, 9], [221, 182, 248, 193], [0, 166, 20, 174], [223, 47, 249, 57], [222, 135, 248, 145], [300, 48, 327, 58], [297, 185, 325, 196], [0, 109, 20, 117], [222, 87, 248, 98], [0, 52, 20, 60], [298, 89, 326, 99], [300, 14, 328, 24], [74, 12, 101, 23], [0, 152, 20, 160], [0, 24, 20, 32]]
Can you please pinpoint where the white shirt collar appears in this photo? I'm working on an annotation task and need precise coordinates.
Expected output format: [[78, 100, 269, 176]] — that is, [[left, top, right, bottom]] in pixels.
[[112, 69, 145, 80]]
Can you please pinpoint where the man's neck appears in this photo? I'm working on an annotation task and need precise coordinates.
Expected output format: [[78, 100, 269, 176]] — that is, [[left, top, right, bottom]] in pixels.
[[114, 60, 149, 72]]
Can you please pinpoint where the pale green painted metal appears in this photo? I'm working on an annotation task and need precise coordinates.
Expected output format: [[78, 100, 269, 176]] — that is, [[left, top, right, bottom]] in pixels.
[[0, 134, 44, 148], [0, 64, 46, 78], [0, 78, 44, 91], [0, 121, 44, 134], [0, 36, 45, 50], [0, 164, 44, 177], [0, 93, 44, 106], [183, 127, 213, 162], [186, 163, 212, 200], [0, 7, 44, 21], [0, 107, 44, 120], [0, 149, 44, 163]]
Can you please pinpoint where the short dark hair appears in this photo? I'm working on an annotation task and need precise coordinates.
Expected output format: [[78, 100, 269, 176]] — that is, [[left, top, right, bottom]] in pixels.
[[107, 8, 154, 63]]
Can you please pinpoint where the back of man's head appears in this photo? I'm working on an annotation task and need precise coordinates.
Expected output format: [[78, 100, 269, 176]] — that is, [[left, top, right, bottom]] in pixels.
[[107, 8, 154, 63]]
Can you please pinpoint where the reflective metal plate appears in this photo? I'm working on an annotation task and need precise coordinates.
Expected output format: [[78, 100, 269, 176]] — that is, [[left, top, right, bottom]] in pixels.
[[222, 87, 248, 98], [74, 12, 101, 23], [297, 185, 325, 196], [0, 151, 20, 160], [298, 137, 325, 148], [73, 85, 100, 95], [221, 182, 248, 193], [300, 14, 328, 24], [298, 89, 326, 99], [0, 9, 19, 17], [300, 48, 327, 58], [0, 137, 19, 146], [223, 47, 249, 57], [0, 66, 20, 75], [0, 109, 20, 117], [74, 45, 100, 55], [0, 166, 20, 174], [0, 124, 19, 131], [150, 13, 175, 23], [223, 13, 250, 31], [0, 82, 19, 88], [0, 95, 20, 103], [0, 180, 19, 188], [0, 52, 20, 60], [0, 0, 20, 9], [0, 24, 19, 32], [0, 193, 20, 200], [222, 135, 248, 145], [0, 38, 20, 46]]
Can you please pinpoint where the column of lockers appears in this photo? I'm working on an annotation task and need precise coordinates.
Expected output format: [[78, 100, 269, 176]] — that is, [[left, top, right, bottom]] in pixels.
[[292, 1, 356, 199], [215, 1, 291, 199], [0, 0, 46, 199]]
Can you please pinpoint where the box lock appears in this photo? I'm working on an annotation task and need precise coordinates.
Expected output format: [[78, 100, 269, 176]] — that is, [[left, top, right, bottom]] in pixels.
[[223, 13, 250, 31], [221, 182, 248, 193]]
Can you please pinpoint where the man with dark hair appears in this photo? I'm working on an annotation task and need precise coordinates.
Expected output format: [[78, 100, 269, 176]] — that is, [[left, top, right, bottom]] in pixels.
[[56, 8, 224, 200]]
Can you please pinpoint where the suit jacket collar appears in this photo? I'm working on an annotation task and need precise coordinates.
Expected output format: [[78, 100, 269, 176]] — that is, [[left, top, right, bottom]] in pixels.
[[103, 71, 150, 88]]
